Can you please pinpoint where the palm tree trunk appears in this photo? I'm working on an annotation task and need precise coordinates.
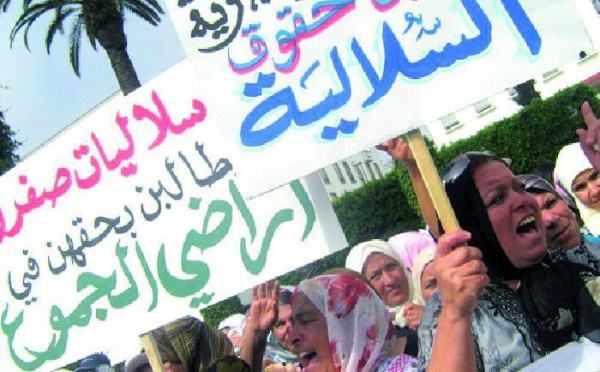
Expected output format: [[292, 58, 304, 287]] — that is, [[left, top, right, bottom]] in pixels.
[[104, 46, 141, 96]]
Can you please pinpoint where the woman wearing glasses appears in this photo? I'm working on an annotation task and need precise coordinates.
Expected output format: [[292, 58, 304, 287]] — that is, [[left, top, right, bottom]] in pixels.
[[418, 151, 600, 371]]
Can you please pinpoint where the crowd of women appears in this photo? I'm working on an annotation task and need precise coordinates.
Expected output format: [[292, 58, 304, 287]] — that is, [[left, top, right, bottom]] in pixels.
[[110, 102, 600, 372]]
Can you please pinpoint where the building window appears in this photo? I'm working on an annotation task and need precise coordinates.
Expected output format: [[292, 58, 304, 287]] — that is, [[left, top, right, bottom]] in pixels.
[[373, 163, 383, 179], [366, 162, 376, 180], [441, 113, 461, 132], [333, 163, 346, 184], [542, 68, 562, 82], [473, 99, 494, 116], [354, 164, 366, 184], [319, 169, 331, 185], [342, 162, 357, 184], [329, 192, 338, 200]]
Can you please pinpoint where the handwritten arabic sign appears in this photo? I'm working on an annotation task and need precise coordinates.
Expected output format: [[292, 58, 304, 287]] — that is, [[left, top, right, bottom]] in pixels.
[[0, 60, 347, 372], [167, 0, 593, 196]]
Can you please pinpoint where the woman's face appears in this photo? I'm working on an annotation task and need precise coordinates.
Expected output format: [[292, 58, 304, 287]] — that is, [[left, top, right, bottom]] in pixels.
[[363, 252, 409, 307], [420, 262, 437, 302], [474, 161, 547, 268], [289, 292, 335, 372], [572, 168, 600, 210], [273, 304, 299, 354], [531, 192, 581, 249]]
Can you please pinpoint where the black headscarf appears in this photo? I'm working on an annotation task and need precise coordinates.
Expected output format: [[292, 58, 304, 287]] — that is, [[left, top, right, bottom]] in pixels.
[[442, 152, 600, 351], [443, 152, 521, 280]]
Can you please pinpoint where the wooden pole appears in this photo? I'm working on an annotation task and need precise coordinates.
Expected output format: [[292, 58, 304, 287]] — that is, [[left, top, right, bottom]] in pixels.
[[140, 332, 166, 372], [406, 129, 460, 233]]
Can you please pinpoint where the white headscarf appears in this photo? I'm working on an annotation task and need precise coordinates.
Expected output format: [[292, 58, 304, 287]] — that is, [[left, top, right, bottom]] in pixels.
[[297, 274, 417, 372], [345, 239, 414, 327], [410, 246, 436, 306], [555, 142, 600, 235]]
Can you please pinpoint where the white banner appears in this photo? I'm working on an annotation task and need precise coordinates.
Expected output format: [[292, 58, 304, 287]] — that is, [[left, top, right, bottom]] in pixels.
[[0, 60, 347, 371], [166, 0, 594, 196]]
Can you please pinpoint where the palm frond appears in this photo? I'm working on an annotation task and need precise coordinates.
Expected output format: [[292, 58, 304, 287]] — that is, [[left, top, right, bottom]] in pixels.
[[69, 14, 83, 76], [45, 6, 77, 53], [0, 0, 12, 13], [10, 1, 70, 47], [122, 1, 161, 25]]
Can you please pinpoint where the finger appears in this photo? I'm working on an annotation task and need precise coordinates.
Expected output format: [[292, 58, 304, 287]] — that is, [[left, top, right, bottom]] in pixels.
[[252, 285, 259, 301], [272, 281, 280, 301], [577, 128, 597, 164], [257, 282, 266, 299], [582, 101, 599, 144], [436, 230, 472, 259]]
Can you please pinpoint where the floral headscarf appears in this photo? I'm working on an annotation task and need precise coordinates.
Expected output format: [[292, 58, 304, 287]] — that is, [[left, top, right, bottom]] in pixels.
[[296, 274, 417, 372], [555, 142, 600, 235], [345, 239, 414, 327]]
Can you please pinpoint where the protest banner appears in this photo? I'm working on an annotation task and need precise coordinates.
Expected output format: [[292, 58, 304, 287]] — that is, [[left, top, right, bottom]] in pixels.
[[166, 0, 594, 197], [0, 60, 347, 371]]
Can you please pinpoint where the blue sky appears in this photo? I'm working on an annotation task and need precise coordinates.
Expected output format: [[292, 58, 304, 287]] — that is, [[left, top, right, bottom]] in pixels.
[[0, 0, 186, 158]]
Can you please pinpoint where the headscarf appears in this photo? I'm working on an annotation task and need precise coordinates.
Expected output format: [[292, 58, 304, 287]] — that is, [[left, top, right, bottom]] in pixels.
[[443, 151, 600, 351], [555, 142, 600, 235], [387, 231, 436, 271], [206, 355, 252, 372], [410, 246, 436, 306], [152, 315, 233, 372], [345, 239, 413, 327], [296, 274, 417, 372]]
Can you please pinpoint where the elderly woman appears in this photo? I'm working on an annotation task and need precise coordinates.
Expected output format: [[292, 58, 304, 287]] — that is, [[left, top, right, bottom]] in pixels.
[[286, 268, 485, 372], [517, 173, 600, 270], [418, 151, 600, 371], [554, 101, 600, 235], [345, 239, 418, 356]]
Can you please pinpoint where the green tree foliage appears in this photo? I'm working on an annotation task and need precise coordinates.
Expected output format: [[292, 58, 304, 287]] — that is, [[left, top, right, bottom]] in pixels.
[[0, 110, 20, 175], [332, 174, 425, 248], [201, 295, 247, 329], [2, 0, 164, 95]]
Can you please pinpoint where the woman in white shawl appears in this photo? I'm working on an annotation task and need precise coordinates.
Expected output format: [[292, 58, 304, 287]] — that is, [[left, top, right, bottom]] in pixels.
[[345, 239, 418, 356], [554, 102, 600, 235]]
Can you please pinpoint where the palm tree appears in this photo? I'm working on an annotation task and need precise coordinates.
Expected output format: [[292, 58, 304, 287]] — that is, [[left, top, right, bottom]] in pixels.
[[2, 0, 164, 95]]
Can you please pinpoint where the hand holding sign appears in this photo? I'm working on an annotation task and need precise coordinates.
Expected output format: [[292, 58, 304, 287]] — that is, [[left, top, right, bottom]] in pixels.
[[434, 230, 489, 318]]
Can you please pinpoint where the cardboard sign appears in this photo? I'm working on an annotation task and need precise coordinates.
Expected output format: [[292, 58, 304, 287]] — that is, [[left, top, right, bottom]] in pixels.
[[167, 0, 593, 196], [0, 60, 347, 371]]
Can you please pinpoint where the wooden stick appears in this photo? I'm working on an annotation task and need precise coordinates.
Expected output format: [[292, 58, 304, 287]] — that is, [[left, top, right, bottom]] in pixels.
[[406, 129, 460, 233], [140, 332, 166, 372]]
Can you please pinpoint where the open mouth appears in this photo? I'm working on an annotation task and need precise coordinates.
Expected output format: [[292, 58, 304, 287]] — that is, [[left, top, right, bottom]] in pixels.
[[298, 352, 318, 370], [516, 215, 537, 235]]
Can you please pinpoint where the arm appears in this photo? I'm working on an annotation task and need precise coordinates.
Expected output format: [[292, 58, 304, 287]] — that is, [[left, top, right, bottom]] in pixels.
[[426, 230, 489, 372], [377, 138, 440, 238], [240, 281, 279, 372], [577, 101, 600, 171]]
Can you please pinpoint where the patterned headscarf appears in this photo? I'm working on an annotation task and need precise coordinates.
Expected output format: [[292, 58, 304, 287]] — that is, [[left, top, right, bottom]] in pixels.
[[554, 142, 600, 235], [296, 274, 417, 372], [345, 239, 414, 327], [152, 315, 233, 372]]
